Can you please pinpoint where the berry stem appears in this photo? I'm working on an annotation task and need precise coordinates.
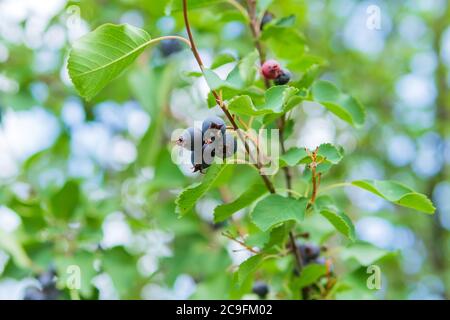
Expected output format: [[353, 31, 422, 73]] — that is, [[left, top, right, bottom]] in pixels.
[[245, 0, 270, 88], [222, 231, 259, 254], [182, 0, 275, 193], [244, 0, 303, 276]]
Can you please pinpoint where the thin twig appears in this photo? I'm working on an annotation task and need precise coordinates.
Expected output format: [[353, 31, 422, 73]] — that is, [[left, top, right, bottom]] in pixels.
[[289, 231, 303, 272], [182, 0, 275, 193], [222, 232, 259, 254], [244, 0, 303, 275]]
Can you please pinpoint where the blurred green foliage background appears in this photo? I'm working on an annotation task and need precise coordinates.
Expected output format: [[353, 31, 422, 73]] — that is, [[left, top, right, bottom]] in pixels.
[[0, 0, 449, 299]]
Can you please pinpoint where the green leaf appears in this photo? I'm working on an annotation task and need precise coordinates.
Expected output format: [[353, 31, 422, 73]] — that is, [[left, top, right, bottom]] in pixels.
[[170, 0, 224, 11], [102, 247, 139, 298], [228, 95, 271, 116], [280, 148, 309, 167], [203, 69, 231, 90], [261, 17, 305, 60], [204, 51, 258, 92], [238, 50, 259, 86], [176, 164, 229, 216], [50, 180, 80, 220], [280, 143, 343, 168], [341, 241, 393, 266], [55, 250, 96, 297], [257, 0, 273, 16], [295, 264, 327, 288], [320, 209, 355, 241], [0, 230, 32, 269], [263, 85, 300, 114], [237, 254, 263, 286], [68, 24, 152, 100], [311, 80, 366, 127], [314, 196, 355, 241], [251, 195, 308, 231], [214, 183, 268, 223], [351, 180, 435, 214], [228, 86, 302, 117], [210, 53, 236, 69]]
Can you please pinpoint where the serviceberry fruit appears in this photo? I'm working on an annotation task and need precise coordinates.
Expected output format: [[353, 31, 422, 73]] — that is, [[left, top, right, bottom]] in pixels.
[[260, 11, 274, 30], [192, 143, 215, 173], [202, 117, 227, 134], [216, 133, 237, 159], [202, 116, 226, 141], [177, 127, 203, 151], [24, 267, 61, 300], [252, 281, 269, 298], [159, 39, 183, 57], [24, 287, 46, 300], [261, 60, 282, 80], [298, 243, 321, 264], [38, 267, 57, 288], [274, 70, 291, 85]]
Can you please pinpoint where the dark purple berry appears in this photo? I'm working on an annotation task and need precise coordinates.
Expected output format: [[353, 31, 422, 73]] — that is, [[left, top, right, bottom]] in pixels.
[[24, 267, 61, 300], [252, 281, 269, 298], [160, 39, 183, 57], [177, 127, 203, 151], [260, 12, 274, 30], [38, 267, 57, 288], [274, 70, 291, 85], [202, 116, 226, 144], [202, 117, 227, 135], [298, 243, 321, 264], [24, 287, 46, 300], [215, 133, 237, 159], [192, 143, 215, 173]]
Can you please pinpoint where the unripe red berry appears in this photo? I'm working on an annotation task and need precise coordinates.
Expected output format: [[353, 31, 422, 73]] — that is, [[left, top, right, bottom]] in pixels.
[[261, 60, 282, 80]]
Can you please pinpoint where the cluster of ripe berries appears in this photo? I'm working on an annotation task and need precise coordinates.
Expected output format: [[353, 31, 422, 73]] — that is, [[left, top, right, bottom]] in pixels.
[[261, 59, 291, 85], [177, 116, 237, 173], [24, 267, 61, 300]]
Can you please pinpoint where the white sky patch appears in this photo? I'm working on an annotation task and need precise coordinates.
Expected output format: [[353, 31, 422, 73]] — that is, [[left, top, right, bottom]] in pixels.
[[0, 206, 21, 233], [101, 212, 133, 249], [396, 74, 436, 108], [342, 1, 391, 56], [227, 241, 254, 266], [433, 182, 450, 230], [111, 137, 137, 167], [141, 274, 196, 300], [120, 10, 145, 29], [398, 15, 427, 44], [0, 278, 39, 300], [92, 273, 119, 300], [62, 97, 86, 127], [356, 217, 395, 249], [125, 105, 150, 139], [386, 134, 416, 167], [441, 27, 450, 67], [0, 107, 60, 162], [0, 43, 9, 63], [297, 116, 336, 150], [196, 198, 221, 223]]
